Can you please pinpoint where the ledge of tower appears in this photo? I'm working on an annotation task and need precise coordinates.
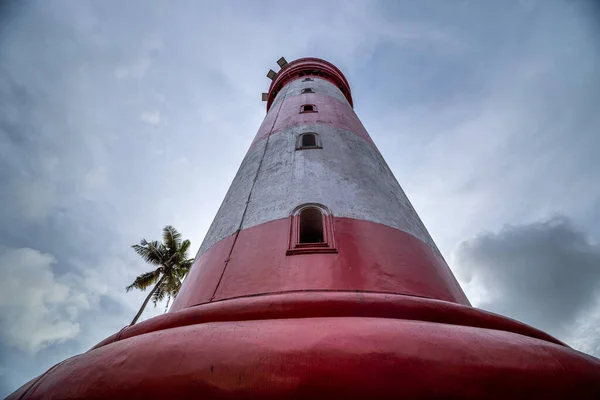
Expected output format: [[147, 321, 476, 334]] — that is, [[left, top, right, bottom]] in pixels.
[[266, 57, 353, 112]]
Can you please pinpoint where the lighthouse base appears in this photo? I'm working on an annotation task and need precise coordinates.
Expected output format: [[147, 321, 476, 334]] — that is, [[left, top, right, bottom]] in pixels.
[[9, 292, 600, 399]]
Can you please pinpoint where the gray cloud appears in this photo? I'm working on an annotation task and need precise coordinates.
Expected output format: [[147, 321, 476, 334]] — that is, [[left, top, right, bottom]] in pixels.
[[453, 216, 600, 354]]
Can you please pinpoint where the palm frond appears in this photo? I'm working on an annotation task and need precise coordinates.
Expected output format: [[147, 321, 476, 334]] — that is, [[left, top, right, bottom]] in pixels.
[[174, 259, 193, 280], [170, 275, 182, 294], [152, 283, 167, 306], [126, 269, 161, 292], [179, 239, 191, 257], [163, 251, 180, 269], [132, 239, 165, 265], [162, 225, 182, 252]]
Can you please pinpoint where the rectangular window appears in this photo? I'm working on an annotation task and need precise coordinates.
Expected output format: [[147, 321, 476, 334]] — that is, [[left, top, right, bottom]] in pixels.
[[300, 104, 317, 113], [296, 133, 322, 150]]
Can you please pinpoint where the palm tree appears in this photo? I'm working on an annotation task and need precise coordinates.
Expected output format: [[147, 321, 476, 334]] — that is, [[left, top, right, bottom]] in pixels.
[[126, 225, 194, 326]]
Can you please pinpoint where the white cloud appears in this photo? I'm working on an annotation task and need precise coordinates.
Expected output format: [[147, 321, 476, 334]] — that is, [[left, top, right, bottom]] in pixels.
[[82, 166, 108, 196], [568, 295, 600, 357], [114, 57, 152, 80], [12, 179, 56, 223], [113, 36, 163, 80], [0, 248, 101, 352], [142, 36, 164, 53], [139, 110, 162, 126]]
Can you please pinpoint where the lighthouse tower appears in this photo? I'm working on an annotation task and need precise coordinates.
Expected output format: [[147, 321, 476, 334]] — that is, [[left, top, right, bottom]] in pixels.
[[9, 57, 600, 399]]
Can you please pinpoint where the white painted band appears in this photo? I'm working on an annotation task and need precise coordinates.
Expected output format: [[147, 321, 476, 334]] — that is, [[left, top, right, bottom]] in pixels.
[[197, 123, 437, 258]]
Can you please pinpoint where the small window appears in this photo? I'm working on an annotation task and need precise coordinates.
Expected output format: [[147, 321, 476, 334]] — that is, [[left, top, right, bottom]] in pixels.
[[302, 134, 316, 147], [299, 208, 324, 243], [287, 204, 337, 255], [302, 78, 313, 82], [301, 88, 314, 94], [296, 132, 321, 150], [300, 104, 317, 113]]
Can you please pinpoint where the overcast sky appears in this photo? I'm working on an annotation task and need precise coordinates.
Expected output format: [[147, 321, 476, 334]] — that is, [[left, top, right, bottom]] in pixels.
[[1, 0, 600, 396]]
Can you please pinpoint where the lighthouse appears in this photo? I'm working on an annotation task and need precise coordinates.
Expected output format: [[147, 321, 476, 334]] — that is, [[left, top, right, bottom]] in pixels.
[[9, 57, 600, 399]]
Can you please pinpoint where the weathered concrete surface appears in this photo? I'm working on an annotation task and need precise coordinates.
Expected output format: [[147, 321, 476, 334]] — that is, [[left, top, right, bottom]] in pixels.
[[197, 125, 436, 257], [197, 77, 435, 258]]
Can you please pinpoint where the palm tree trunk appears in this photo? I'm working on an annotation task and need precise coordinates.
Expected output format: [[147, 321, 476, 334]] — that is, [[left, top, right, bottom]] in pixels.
[[129, 275, 165, 326]]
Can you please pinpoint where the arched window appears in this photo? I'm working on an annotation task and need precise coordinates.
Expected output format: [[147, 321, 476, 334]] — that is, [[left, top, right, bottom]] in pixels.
[[296, 132, 321, 150], [287, 204, 337, 255], [299, 208, 324, 243], [301, 88, 314, 94], [300, 104, 317, 113], [302, 77, 313, 82]]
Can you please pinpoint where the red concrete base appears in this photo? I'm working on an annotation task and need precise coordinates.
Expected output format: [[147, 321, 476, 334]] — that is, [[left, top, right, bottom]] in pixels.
[[9, 292, 600, 399]]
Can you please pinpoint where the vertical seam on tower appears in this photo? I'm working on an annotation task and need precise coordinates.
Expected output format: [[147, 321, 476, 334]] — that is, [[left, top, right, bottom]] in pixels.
[[210, 79, 292, 301]]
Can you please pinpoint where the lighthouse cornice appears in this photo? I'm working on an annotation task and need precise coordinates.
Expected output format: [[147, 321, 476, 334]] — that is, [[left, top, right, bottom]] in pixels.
[[266, 57, 353, 111]]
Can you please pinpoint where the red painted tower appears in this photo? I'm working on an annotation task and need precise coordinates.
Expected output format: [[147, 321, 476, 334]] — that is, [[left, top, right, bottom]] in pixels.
[[10, 57, 600, 399]]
